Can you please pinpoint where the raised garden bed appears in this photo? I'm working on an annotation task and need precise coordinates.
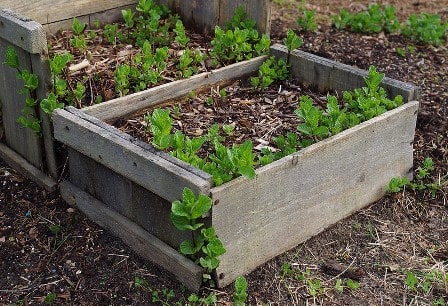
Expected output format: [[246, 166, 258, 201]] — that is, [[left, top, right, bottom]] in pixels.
[[52, 43, 420, 290], [0, 0, 270, 190]]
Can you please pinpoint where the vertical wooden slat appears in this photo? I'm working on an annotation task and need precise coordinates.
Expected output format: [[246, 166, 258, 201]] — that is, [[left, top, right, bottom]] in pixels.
[[0, 40, 43, 169], [157, 0, 270, 34]]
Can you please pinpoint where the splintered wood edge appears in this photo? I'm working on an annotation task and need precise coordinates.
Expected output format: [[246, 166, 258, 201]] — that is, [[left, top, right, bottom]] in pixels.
[[60, 181, 203, 292], [0, 142, 57, 191], [0, 9, 46, 54]]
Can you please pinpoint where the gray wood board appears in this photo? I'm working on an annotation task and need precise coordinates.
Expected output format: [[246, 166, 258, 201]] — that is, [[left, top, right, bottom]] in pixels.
[[64, 106, 211, 182], [31, 51, 60, 180], [60, 181, 203, 292], [0, 9, 46, 54], [211, 101, 419, 287], [1, 0, 138, 26], [52, 109, 211, 202], [157, 0, 270, 34], [0, 143, 56, 191], [0, 39, 43, 168], [270, 44, 420, 102], [81, 55, 267, 122], [68, 147, 192, 248]]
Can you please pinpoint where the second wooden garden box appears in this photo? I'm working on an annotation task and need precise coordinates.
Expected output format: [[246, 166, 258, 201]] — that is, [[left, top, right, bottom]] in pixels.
[[53, 44, 420, 290]]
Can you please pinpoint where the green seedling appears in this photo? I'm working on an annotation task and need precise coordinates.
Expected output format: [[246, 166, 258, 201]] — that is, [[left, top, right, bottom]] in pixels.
[[233, 276, 248, 306], [122, 8, 135, 28], [332, 4, 400, 34], [387, 157, 443, 196], [402, 13, 447, 46], [211, 7, 270, 66], [70, 18, 87, 52], [283, 29, 303, 52], [250, 56, 289, 89], [174, 19, 189, 47], [296, 9, 318, 32], [187, 292, 217, 306], [222, 124, 235, 135], [4, 46, 41, 134], [44, 292, 57, 305], [171, 188, 226, 285], [226, 5, 256, 30]]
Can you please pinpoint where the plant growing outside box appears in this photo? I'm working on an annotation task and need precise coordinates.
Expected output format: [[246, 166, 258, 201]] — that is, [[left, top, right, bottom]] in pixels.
[[52, 41, 420, 290]]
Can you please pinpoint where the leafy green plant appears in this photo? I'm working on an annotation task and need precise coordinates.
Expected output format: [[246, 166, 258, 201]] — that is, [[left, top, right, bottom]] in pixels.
[[260, 65, 402, 159], [332, 4, 400, 34], [4, 46, 41, 134], [296, 9, 318, 32], [283, 29, 303, 53], [103, 23, 119, 44], [177, 49, 203, 78], [387, 157, 444, 196], [70, 18, 87, 52], [171, 187, 226, 285], [115, 41, 169, 95], [401, 13, 447, 46], [146, 109, 256, 186], [343, 66, 403, 121], [211, 7, 270, 65], [211, 26, 270, 65], [259, 132, 298, 166], [233, 276, 248, 306], [404, 269, 447, 299], [174, 19, 189, 47], [44, 292, 57, 305], [226, 5, 256, 30], [250, 56, 289, 89], [187, 292, 217, 305]]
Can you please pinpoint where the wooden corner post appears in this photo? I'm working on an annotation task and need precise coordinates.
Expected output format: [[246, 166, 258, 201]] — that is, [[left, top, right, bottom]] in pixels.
[[0, 9, 57, 190]]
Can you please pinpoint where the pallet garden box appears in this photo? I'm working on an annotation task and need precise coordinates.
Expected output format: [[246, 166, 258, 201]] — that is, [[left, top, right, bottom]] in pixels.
[[52, 43, 420, 290], [0, 0, 270, 190]]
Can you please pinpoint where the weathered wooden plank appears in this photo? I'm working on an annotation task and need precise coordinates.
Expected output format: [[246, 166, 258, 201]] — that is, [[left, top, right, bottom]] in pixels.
[[67, 147, 194, 248], [270, 44, 421, 102], [42, 5, 135, 34], [157, 0, 270, 34], [0, 143, 57, 191], [211, 101, 419, 287], [30, 51, 61, 180], [0, 40, 43, 168], [82, 55, 267, 122], [0, 9, 46, 54], [1, 0, 138, 26], [60, 181, 203, 292], [52, 109, 211, 202], [67, 106, 211, 181]]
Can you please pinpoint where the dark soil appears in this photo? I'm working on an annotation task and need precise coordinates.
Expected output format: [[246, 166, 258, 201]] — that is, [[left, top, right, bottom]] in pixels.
[[1, 1, 447, 305]]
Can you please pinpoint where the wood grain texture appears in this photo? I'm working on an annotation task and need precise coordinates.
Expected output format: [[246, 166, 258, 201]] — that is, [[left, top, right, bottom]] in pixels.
[[82, 55, 267, 121], [30, 52, 61, 180], [60, 181, 203, 292], [212, 101, 419, 287], [0, 9, 46, 54], [157, 0, 270, 34], [1, 0, 138, 26], [270, 44, 421, 102], [0, 143, 57, 191], [52, 109, 211, 202], [66, 106, 211, 181], [0, 40, 43, 168]]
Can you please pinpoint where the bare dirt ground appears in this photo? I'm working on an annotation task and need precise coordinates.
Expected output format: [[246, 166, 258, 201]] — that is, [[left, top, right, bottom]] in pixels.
[[1, 1, 447, 305]]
